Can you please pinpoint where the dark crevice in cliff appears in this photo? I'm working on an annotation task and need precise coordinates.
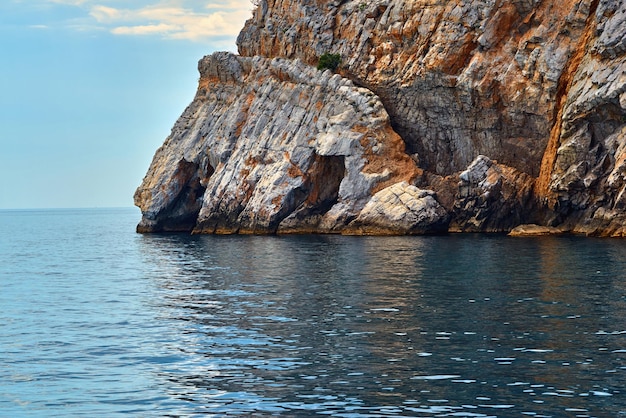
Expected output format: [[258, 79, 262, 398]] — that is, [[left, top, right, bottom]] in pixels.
[[147, 159, 209, 233], [278, 154, 346, 232], [304, 154, 345, 214]]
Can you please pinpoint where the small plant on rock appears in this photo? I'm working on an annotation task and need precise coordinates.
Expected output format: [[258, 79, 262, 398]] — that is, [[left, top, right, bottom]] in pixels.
[[317, 53, 342, 72]]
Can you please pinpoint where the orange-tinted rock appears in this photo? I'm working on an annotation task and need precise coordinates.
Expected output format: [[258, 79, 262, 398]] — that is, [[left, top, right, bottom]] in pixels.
[[137, 0, 626, 235], [508, 224, 565, 237], [238, 0, 596, 178]]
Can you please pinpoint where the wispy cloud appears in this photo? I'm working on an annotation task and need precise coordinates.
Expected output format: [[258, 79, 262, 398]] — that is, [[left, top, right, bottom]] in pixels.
[[48, 0, 89, 5], [40, 0, 254, 43]]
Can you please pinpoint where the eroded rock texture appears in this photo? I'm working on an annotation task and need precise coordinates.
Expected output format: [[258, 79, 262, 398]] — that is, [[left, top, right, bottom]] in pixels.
[[135, 53, 422, 234], [238, 0, 596, 177], [136, 0, 626, 235]]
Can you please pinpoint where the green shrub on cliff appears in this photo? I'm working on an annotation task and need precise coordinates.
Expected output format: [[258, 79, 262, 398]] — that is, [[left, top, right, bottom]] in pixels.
[[317, 53, 341, 72]]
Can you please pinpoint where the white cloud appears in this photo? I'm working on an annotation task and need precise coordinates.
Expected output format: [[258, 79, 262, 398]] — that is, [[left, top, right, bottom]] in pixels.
[[112, 23, 178, 35], [43, 0, 255, 43], [48, 0, 89, 5], [90, 5, 122, 21]]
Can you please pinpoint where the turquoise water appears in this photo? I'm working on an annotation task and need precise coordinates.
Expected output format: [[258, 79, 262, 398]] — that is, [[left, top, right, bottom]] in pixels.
[[1, 208, 626, 417]]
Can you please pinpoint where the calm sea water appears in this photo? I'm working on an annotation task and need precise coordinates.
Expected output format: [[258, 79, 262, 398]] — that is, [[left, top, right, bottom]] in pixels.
[[1, 208, 626, 417]]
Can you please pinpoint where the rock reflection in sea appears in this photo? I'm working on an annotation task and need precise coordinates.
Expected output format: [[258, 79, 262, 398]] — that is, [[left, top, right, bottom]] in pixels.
[[136, 233, 626, 417]]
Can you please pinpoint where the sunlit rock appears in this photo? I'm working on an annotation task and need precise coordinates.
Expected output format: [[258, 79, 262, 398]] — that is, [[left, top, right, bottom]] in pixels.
[[137, 0, 626, 236], [345, 182, 449, 235]]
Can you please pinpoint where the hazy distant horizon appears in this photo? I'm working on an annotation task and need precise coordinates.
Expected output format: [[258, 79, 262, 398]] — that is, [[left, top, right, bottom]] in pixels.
[[0, 205, 140, 211]]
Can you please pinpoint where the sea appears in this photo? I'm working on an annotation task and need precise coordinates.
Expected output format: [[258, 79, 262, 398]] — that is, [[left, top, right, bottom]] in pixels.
[[1, 207, 626, 417]]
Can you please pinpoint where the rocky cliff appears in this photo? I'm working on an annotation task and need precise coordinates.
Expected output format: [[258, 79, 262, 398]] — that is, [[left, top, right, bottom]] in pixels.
[[135, 0, 626, 236]]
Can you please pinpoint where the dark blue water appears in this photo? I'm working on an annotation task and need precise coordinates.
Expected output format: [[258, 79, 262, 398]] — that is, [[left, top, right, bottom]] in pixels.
[[2, 208, 626, 417]]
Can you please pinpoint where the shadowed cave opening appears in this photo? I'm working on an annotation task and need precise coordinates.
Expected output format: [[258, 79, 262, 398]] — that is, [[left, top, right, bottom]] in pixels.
[[277, 153, 346, 231], [154, 159, 213, 232], [304, 154, 346, 213]]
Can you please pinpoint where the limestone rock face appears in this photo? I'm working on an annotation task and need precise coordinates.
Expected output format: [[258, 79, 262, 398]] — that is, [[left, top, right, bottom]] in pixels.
[[136, 0, 626, 236], [538, 0, 626, 235], [346, 182, 449, 235], [135, 52, 423, 233], [238, 0, 597, 177]]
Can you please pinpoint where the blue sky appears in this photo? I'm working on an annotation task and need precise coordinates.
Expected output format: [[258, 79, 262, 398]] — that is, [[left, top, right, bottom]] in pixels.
[[0, 0, 253, 209]]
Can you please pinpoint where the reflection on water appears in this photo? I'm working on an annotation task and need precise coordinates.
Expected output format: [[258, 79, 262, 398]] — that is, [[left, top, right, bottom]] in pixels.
[[1, 209, 626, 417], [136, 234, 626, 417]]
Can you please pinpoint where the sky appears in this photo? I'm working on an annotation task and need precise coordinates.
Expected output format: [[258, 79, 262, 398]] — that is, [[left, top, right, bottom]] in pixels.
[[0, 0, 254, 209]]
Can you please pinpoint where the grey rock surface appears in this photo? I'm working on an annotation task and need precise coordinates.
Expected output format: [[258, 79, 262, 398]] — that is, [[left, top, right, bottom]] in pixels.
[[135, 53, 429, 234], [136, 0, 626, 236]]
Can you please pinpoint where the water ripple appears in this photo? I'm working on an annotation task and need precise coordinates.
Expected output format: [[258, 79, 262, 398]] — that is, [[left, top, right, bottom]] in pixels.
[[2, 210, 626, 416]]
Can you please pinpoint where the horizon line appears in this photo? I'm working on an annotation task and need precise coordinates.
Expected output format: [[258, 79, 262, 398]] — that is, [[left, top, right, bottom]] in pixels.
[[0, 206, 138, 211]]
